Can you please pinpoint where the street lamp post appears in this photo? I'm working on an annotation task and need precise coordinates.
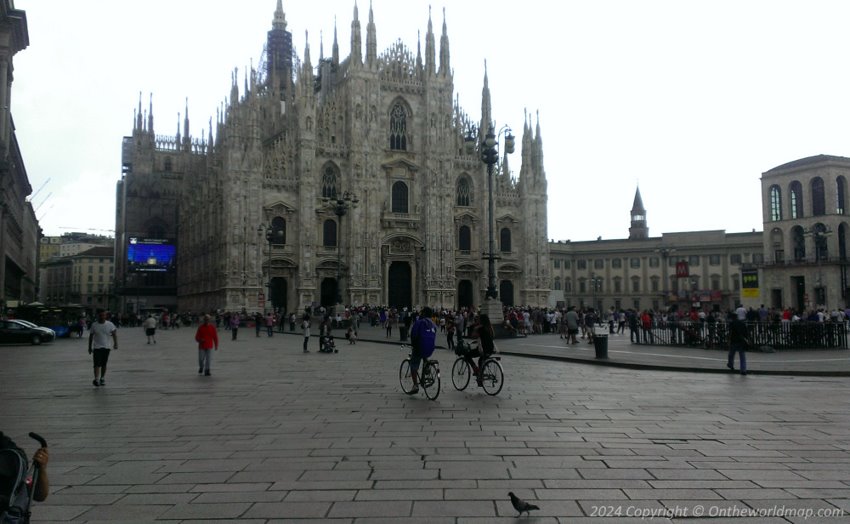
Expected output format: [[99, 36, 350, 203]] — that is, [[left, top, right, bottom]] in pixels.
[[590, 273, 603, 311], [466, 124, 515, 304], [258, 224, 285, 313], [324, 191, 358, 306]]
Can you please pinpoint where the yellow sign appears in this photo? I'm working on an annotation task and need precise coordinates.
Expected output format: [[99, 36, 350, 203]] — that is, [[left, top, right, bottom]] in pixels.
[[741, 268, 759, 298]]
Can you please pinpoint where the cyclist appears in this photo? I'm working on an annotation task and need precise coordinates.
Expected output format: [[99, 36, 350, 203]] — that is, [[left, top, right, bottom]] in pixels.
[[407, 307, 437, 395], [466, 313, 496, 386]]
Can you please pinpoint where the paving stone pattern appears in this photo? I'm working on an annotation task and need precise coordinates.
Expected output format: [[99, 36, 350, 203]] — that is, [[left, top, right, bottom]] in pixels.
[[1, 328, 849, 523]]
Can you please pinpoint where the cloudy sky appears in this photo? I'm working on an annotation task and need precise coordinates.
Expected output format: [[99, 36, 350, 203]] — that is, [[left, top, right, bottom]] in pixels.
[[13, 0, 850, 242]]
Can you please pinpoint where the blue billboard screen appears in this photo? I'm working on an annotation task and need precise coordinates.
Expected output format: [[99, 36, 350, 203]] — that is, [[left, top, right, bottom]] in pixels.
[[127, 238, 176, 272]]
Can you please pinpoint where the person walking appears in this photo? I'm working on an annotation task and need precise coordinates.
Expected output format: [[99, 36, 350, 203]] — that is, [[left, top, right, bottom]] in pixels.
[[564, 306, 579, 344], [727, 312, 750, 375], [229, 312, 240, 340], [265, 313, 275, 337], [142, 314, 157, 344], [302, 314, 311, 353], [88, 310, 118, 387], [195, 314, 219, 376]]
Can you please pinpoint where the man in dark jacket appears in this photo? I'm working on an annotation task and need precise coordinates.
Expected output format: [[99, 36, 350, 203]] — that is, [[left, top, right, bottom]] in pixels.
[[727, 312, 750, 375]]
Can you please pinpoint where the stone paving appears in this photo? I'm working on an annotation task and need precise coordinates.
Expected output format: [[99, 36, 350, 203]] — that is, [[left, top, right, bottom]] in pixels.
[[1, 326, 850, 523]]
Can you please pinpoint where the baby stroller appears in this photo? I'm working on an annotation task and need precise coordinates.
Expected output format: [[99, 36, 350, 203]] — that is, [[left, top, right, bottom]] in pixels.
[[319, 335, 338, 353]]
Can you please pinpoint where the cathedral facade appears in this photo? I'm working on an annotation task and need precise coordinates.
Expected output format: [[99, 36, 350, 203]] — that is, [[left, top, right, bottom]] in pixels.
[[115, 2, 550, 315]]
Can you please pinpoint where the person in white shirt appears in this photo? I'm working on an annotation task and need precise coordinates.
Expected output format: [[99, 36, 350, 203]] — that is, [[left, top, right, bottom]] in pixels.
[[142, 314, 157, 344], [88, 310, 118, 387]]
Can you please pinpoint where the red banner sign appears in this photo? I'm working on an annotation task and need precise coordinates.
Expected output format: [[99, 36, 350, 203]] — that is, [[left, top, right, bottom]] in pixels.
[[675, 261, 689, 278]]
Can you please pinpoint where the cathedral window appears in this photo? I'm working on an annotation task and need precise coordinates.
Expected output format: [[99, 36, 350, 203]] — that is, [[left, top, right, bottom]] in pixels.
[[837, 176, 846, 214], [554, 278, 561, 291], [323, 219, 337, 247], [391, 181, 409, 213], [322, 166, 338, 199], [164, 157, 173, 172], [389, 103, 408, 151], [456, 176, 472, 206], [270, 216, 286, 245], [458, 225, 471, 252], [500, 228, 512, 253]]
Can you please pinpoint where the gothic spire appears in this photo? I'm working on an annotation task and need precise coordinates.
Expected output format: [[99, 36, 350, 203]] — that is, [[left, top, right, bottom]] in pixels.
[[136, 91, 143, 131], [416, 30, 422, 71], [350, 1, 362, 66], [480, 61, 492, 138], [303, 30, 312, 69], [272, 0, 287, 30], [425, 6, 436, 75], [183, 97, 190, 142], [230, 67, 239, 107], [332, 17, 340, 68], [366, 0, 377, 67], [439, 7, 450, 77], [147, 93, 154, 134], [533, 110, 543, 174]]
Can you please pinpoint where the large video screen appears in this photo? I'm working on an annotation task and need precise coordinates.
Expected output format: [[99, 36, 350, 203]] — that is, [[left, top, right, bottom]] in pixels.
[[127, 238, 176, 273]]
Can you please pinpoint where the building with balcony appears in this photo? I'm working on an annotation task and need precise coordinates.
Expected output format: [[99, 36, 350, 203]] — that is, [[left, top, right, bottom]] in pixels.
[[760, 155, 850, 311]]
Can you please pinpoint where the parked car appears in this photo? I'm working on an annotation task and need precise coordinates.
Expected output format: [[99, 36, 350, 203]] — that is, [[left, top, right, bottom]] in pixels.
[[0, 319, 56, 345]]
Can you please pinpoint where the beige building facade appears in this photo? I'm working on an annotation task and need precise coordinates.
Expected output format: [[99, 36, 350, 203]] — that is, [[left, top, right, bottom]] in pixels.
[[43, 246, 114, 314], [549, 188, 763, 312], [759, 155, 850, 311]]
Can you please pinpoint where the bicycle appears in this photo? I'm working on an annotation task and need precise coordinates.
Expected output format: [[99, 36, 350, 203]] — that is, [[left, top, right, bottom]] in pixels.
[[451, 341, 504, 396], [399, 344, 441, 400]]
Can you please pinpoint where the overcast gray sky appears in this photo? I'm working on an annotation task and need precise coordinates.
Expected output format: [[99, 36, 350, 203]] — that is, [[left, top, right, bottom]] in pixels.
[[13, 1, 850, 242]]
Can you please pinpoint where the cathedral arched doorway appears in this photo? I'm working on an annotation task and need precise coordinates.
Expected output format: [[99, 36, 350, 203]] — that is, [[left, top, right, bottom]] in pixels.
[[388, 262, 412, 309], [500, 280, 515, 307], [270, 277, 287, 313], [457, 280, 474, 309], [320, 278, 338, 308]]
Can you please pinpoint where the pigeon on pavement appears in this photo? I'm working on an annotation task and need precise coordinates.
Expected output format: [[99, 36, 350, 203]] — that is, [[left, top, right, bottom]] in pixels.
[[509, 492, 540, 516]]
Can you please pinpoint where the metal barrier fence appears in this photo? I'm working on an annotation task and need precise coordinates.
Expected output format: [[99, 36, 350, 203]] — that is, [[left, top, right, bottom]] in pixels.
[[628, 320, 848, 350]]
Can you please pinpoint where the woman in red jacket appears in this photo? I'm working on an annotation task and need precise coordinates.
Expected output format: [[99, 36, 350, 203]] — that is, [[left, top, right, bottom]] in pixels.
[[195, 314, 219, 376]]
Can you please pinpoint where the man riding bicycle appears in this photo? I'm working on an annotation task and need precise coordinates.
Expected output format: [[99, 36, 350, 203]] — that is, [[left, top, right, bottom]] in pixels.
[[464, 313, 495, 386], [407, 307, 437, 395]]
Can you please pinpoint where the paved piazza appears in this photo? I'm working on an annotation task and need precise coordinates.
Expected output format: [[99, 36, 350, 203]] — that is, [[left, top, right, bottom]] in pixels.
[[1, 327, 849, 523]]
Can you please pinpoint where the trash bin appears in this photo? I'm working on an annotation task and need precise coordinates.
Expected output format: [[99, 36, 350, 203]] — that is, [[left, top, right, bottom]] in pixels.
[[593, 334, 608, 359]]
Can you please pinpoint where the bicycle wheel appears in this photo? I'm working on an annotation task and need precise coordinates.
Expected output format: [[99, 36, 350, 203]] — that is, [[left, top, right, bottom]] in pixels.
[[480, 359, 504, 396], [399, 359, 415, 394], [421, 361, 441, 400], [451, 358, 471, 391]]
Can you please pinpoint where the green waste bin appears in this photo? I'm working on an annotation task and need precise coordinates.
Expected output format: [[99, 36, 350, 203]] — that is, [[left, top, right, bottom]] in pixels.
[[593, 333, 608, 359]]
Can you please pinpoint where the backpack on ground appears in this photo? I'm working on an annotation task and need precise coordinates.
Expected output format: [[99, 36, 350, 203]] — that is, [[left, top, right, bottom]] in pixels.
[[0, 446, 30, 524]]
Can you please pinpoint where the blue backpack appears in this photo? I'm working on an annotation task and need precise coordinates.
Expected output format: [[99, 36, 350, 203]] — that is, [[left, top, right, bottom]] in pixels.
[[416, 319, 437, 355]]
